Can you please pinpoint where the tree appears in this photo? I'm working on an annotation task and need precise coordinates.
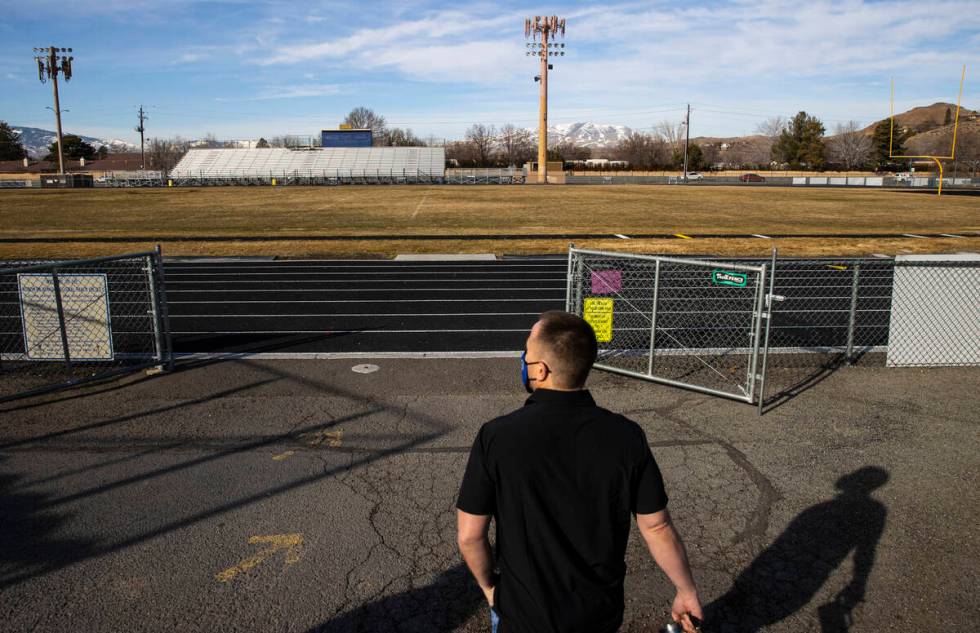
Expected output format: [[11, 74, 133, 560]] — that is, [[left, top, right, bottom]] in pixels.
[[379, 127, 424, 147], [0, 121, 27, 160], [771, 111, 826, 169], [498, 124, 534, 166], [655, 120, 685, 151], [549, 140, 591, 162], [672, 143, 704, 170], [826, 121, 872, 170], [871, 119, 908, 170], [146, 136, 189, 174], [43, 135, 96, 161], [96, 145, 109, 159], [944, 107, 952, 126], [256, 137, 270, 148], [342, 107, 387, 145], [465, 123, 497, 166], [756, 116, 788, 139]]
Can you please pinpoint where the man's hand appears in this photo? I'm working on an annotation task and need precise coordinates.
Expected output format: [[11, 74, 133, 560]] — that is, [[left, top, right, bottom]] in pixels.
[[672, 589, 703, 633]]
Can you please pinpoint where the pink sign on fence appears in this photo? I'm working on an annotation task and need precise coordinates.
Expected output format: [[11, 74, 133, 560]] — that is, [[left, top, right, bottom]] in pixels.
[[591, 269, 622, 294]]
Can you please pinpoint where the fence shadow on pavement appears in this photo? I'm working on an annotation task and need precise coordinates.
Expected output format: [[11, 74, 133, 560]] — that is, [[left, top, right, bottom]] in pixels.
[[308, 563, 486, 633], [0, 455, 100, 587], [703, 466, 888, 632], [0, 352, 458, 591]]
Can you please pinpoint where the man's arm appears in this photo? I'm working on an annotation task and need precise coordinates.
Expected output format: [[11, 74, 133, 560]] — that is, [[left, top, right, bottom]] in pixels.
[[636, 508, 702, 632], [457, 509, 495, 606]]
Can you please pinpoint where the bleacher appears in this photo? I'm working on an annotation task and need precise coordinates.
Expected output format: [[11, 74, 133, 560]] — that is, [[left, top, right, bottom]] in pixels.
[[170, 147, 445, 179]]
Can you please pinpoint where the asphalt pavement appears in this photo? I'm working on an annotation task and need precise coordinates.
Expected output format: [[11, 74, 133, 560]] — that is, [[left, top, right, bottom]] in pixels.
[[1, 358, 977, 632]]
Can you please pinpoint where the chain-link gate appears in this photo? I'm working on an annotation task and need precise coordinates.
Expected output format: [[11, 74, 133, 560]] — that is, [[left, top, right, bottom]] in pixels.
[[566, 247, 770, 404], [0, 248, 172, 403]]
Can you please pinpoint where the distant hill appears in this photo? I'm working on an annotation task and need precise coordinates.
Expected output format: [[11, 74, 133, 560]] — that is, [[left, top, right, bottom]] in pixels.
[[9, 126, 136, 159], [861, 102, 979, 135]]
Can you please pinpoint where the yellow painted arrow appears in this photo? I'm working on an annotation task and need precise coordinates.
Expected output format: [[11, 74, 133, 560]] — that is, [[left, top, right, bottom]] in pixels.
[[216, 533, 303, 583]]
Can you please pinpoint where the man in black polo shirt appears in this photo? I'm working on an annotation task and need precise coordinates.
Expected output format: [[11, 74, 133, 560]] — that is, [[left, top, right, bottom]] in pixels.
[[457, 310, 702, 633]]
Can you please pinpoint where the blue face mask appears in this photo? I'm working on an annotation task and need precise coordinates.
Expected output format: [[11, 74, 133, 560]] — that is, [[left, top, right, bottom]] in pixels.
[[521, 349, 548, 393], [521, 350, 533, 393]]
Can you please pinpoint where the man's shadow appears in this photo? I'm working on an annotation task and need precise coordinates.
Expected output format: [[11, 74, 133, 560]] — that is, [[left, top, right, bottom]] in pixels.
[[704, 466, 888, 632]]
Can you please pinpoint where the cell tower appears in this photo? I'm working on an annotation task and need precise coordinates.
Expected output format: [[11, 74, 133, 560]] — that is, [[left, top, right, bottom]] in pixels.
[[33, 46, 74, 175], [524, 15, 566, 184]]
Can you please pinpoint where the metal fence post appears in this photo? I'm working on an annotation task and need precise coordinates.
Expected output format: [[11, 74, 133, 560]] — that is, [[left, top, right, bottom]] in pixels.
[[757, 248, 778, 415], [50, 268, 73, 372], [146, 253, 165, 365], [565, 245, 575, 313], [846, 263, 861, 364], [153, 245, 174, 370], [647, 260, 661, 376], [747, 262, 768, 400]]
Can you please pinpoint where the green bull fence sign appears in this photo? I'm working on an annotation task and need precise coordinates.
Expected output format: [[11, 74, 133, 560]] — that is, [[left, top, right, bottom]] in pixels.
[[711, 269, 748, 288]]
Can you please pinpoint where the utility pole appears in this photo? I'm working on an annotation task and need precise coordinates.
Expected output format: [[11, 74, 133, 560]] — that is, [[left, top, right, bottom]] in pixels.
[[136, 105, 147, 170], [682, 103, 691, 182], [525, 16, 566, 184], [33, 46, 74, 175]]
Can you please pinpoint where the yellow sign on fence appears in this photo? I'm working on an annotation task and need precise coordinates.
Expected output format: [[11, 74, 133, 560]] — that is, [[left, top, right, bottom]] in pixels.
[[583, 297, 614, 343]]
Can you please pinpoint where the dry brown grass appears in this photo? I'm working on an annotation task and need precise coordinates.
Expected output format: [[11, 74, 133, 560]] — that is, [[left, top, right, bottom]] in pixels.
[[1, 185, 977, 259]]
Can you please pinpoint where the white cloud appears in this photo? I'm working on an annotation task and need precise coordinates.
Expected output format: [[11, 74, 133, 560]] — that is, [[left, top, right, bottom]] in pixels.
[[216, 84, 344, 101]]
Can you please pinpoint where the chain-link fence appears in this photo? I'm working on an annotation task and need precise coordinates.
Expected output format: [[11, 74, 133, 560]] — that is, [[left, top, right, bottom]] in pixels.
[[567, 248, 980, 413], [0, 249, 172, 402], [566, 248, 768, 403]]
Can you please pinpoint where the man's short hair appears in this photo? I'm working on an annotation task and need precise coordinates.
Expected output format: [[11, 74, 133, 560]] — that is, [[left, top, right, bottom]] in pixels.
[[535, 310, 598, 389]]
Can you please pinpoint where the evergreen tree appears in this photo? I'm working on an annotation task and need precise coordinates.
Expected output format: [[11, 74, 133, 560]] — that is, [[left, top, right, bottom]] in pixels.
[[256, 137, 270, 148], [944, 107, 952, 126], [871, 120, 907, 170], [771, 112, 826, 169], [43, 135, 96, 161], [0, 121, 27, 160]]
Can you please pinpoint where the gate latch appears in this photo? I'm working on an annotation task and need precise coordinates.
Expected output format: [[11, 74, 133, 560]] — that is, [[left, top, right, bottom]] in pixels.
[[765, 293, 785, 308]]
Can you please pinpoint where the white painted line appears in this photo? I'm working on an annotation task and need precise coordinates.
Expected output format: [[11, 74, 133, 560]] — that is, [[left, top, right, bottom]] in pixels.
[[410, 192, 428, 219], [172, 351, 524, 360], [164, 263, 566, 270], [901, 233, 927, 239], [615, 234, 630, 240], [940, 233, 964, 238], [752, 234, 772, 239], [166, 286, 566, 291], [171, 329, 532, 334], [169, 312, 542, 317], [166, 298, 562, 303], [164, 270, 568, 279]]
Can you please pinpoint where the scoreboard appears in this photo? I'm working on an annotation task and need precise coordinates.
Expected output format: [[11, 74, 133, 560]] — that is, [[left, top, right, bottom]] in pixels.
[[321, 129, 373, 148]]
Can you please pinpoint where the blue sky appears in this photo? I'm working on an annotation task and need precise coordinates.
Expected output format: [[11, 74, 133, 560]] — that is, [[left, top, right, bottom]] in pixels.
[[1, 0, 978, 143]]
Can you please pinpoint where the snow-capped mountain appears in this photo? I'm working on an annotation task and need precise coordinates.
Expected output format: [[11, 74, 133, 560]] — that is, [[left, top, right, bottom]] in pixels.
[[10, 126, 137, 158], [531, 122, 633, 148]]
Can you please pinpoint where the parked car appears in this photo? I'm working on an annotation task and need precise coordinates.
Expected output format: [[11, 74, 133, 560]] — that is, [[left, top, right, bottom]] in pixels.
[[739, 173, 765, 182], [683, 172, 704, 181]]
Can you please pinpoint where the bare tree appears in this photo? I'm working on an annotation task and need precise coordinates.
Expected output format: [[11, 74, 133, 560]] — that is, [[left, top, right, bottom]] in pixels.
[[465, 123, 497, 166], [200, 132, 221, 148], [614, 131, 668, 169], [445, 140, 477, 167], [826, 120, 872, 170], [498, 124, 534, 166], [379, 127, 424, 147], [756, 116, 788, 139], [342, 107, 387, 145], [146, 136, 189, 174], [550, 140, 591, 162], [654, 120, 684, 151]]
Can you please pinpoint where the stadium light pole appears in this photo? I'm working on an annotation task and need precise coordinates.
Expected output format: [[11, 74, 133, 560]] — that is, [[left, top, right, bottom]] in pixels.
[[33, 46, 74, 175], [525, 16, 566, 184]]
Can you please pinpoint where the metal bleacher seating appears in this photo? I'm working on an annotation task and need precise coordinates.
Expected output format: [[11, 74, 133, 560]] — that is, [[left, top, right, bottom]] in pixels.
[[170, 147, 446, 180]]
